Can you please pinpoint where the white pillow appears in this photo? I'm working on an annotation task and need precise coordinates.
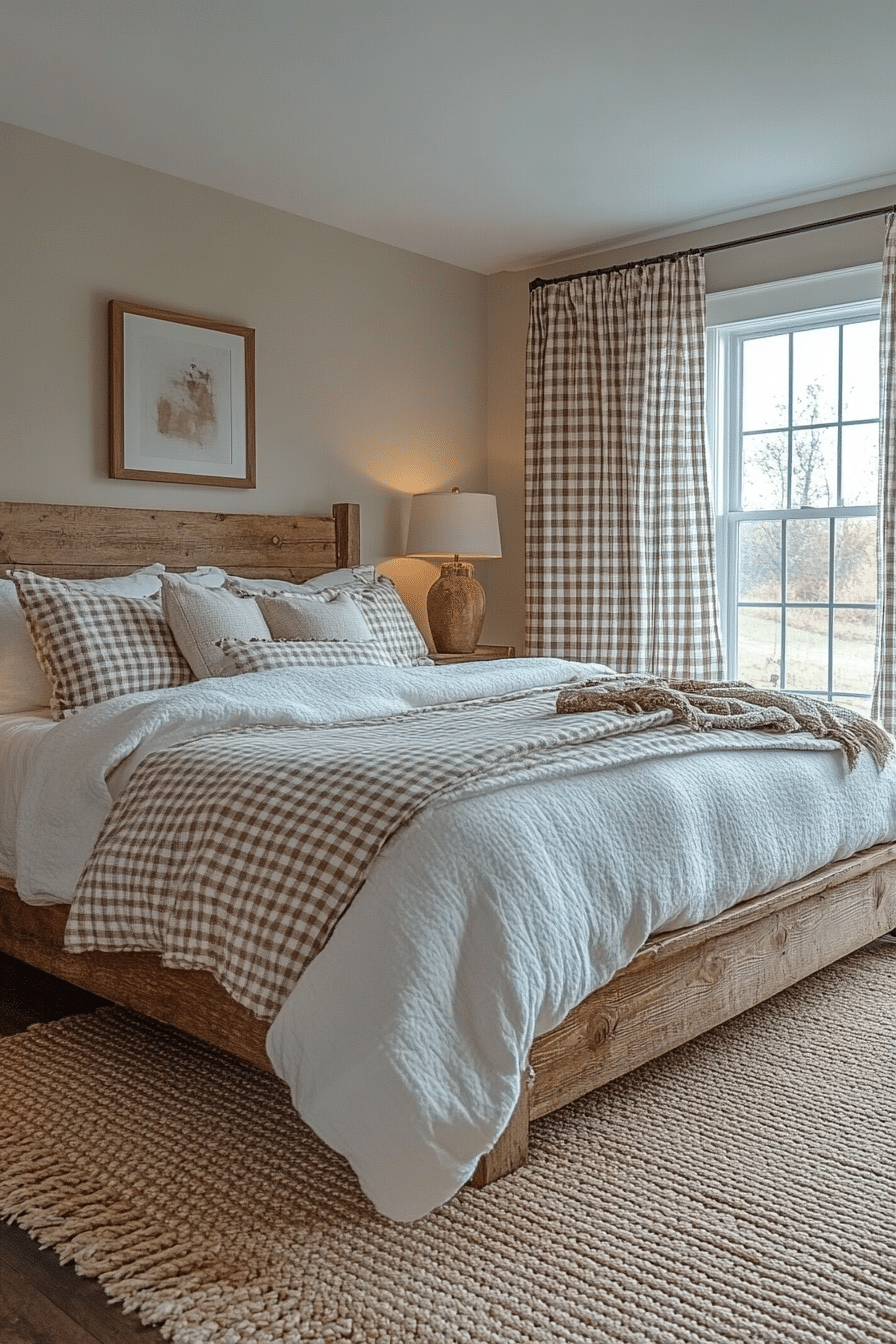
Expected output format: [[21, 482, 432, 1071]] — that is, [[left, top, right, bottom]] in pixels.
[[0, 580, 52, 713], [226, 565, 377, 594], [160, 572, 272, 679], [176, 566, 230, 588], [72, 564, 165, 597], [0, 565, 165, 715], [142, 567, 263, 590], [297, 565, 377, 592], [256, 592, 374, 643]]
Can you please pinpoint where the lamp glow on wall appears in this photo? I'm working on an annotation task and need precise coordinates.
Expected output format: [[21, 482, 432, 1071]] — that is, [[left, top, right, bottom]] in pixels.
[[405, 489, 502, 653]]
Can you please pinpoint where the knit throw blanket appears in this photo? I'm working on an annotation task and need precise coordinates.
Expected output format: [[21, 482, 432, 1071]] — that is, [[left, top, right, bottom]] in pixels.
[[556, 678, 893, 772]]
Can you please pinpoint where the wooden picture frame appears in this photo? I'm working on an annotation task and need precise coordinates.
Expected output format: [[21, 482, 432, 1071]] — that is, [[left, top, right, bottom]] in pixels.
[[109, 300, 256, 488]]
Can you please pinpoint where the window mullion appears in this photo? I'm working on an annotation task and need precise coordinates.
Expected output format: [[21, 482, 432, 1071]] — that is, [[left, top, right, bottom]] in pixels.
[[786, 332, 794, 510], [726, 332, 742, 675], [780, 519, 788, 689], [828, 517, 835, 700], [837, 324, 844, 507], [718, 298, 879, 708]]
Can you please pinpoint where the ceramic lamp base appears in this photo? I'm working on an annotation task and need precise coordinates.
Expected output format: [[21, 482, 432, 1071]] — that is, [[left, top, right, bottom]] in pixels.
[[427, 561, 486, 654]]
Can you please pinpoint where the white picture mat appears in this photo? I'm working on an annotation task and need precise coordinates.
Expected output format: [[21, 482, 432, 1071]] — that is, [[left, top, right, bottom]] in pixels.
[[122, 313, 247, 478]]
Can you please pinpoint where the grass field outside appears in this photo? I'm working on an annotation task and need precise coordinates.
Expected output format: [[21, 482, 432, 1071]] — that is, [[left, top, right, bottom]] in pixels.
[[736, 605, 874, 708]]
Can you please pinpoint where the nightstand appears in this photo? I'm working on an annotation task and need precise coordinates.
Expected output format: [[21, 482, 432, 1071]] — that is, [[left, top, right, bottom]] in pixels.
[[430, 645, 515, 664]]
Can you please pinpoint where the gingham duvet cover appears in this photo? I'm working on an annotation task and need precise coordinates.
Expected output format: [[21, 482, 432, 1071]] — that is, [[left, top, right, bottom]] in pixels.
[[11, 659, 896, 1219], [65, 688, 673, 1017]]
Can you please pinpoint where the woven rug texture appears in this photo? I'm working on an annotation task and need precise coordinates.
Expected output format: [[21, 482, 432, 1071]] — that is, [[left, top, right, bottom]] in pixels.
[[1, 943, 894, 1344]]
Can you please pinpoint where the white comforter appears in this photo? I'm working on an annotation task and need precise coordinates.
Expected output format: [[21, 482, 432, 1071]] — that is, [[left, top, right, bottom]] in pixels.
[[11, 660, 896, 1221]]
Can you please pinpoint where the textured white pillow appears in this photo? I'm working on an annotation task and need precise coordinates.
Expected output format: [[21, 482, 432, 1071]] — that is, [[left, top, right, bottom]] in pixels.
[[73, 564, 165, 597], [224, 565, 377, 595], [297, 565, 377, 592], [257, 592, 374, 643], [176, 566, 230, 588], [161, 572, 272, 678], [0, 565, 165, 715], [0, 579, 52, 713]]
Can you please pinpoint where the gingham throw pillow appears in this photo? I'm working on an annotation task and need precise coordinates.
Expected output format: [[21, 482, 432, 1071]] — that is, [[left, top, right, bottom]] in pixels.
[[12, 570, 193, 718], [226, 574, 432, 666], [216, 638, 395, 676]]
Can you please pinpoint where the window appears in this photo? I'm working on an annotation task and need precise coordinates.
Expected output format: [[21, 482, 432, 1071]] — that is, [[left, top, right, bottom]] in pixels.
[[708, 285, 880, 712]]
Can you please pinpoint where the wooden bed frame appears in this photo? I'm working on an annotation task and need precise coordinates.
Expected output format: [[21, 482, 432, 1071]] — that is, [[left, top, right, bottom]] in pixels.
[[2, 499, 895, 1192]]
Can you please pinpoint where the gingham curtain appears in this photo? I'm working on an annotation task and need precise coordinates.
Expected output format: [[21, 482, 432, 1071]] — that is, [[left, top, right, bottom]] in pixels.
[[871, 212, 896, 732], [525, 254, 724, 677]]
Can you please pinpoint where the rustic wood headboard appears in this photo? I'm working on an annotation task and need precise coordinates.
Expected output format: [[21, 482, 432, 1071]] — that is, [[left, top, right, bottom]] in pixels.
[[0, 501, 361, 582]]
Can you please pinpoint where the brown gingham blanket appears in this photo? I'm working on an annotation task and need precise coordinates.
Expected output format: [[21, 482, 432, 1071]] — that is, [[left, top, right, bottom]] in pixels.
[[68, 689, 671, 1018], [65, 681, 889, 1020]]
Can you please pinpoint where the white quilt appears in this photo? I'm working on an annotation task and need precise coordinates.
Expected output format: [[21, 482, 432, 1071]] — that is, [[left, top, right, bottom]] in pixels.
[[0, 709, 54, 878], [10, 660, 896, 1221]]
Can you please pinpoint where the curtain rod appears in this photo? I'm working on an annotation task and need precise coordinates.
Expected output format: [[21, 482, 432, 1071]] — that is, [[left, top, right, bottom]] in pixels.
[[529, 201, 896, 291]]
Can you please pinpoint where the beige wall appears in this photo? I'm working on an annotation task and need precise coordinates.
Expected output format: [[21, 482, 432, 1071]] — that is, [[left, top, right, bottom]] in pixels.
[[5, 119, 893, 657], [0, 121, 487, 642], [485, 185, 896, 653]]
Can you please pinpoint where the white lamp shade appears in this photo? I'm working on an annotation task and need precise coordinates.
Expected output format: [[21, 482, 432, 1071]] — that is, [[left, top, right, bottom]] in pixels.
[[405, 492, 502, 559]]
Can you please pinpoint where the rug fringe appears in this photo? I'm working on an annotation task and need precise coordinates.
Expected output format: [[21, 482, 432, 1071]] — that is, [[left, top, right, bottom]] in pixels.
[[4, 977, 896, 1344]]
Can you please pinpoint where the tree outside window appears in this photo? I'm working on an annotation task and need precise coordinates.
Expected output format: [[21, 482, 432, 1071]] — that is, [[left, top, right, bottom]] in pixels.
[[715, 309, 879, 710]]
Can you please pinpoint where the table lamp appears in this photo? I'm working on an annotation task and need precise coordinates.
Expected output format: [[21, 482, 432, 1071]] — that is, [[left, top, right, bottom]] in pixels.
[[405, 489, 502, 653]]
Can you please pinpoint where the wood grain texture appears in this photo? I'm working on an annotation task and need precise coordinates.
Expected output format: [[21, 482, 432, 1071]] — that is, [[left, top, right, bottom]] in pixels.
[[0, 1251, 105, 1344], [470, 1072, 531, 1187], [0, 500, 360, 578], [431, 645, 515, 663], [0, 1226, 156, 1343], [0, 895, 272, 1073], [6, 848, 895, 1191], [528, 843, 896, 1122], [334, 500, 361, 572]]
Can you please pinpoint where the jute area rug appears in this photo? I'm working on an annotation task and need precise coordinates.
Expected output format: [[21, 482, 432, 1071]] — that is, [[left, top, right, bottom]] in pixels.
[[1, 945, 895, 1344]]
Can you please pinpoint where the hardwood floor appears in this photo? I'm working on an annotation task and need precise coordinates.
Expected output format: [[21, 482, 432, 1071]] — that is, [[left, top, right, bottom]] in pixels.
[[0, 953, 161, 1342]]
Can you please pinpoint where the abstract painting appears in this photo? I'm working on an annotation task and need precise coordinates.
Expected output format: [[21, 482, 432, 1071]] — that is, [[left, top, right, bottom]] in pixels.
[[109, 300, 255, 487]]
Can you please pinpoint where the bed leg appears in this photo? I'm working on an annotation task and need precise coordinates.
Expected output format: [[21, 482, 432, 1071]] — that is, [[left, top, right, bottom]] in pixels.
[[470, 1070, 530, 1188]]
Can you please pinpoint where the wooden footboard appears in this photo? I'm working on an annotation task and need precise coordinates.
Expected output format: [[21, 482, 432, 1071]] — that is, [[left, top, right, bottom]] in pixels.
[[473, 842, 896, 1185], [0, 883, 272, 1073], [5, 843, 896, 1192], [3, 498, 893, 1194]]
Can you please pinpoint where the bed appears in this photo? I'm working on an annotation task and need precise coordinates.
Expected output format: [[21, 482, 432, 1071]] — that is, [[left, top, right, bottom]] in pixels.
[[2, 498, 896, 1221]]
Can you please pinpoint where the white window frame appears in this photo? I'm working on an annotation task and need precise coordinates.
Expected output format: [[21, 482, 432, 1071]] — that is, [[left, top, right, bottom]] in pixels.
[[706, 264, 881, 697]]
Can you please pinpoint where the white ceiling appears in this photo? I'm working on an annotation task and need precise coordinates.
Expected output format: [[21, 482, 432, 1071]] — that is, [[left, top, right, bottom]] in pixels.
[[2, 0, 895, 275]]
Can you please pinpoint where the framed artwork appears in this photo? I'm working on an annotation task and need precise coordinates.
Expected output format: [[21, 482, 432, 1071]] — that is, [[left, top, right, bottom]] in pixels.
[[109, 300, 256, 488]]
